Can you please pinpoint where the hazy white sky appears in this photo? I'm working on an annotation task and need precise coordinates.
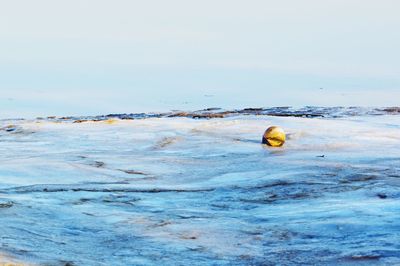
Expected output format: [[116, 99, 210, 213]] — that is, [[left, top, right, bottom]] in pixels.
[[0, 0, 399, 117]]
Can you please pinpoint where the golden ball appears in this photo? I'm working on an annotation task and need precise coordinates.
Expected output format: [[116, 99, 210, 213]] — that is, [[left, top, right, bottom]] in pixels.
[[262, 126, 286, 147]]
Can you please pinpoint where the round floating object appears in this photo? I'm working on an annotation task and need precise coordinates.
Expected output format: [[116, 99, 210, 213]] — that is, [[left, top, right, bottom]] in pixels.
[[262, 126, 286, 147]]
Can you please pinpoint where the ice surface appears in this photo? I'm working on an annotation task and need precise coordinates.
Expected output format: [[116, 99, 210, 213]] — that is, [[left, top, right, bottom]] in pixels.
[[0, 109, 399, 265]]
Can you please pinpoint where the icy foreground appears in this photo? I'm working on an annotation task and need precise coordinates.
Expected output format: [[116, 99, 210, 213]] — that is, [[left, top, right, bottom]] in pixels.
[[0, 110, 400, 265]]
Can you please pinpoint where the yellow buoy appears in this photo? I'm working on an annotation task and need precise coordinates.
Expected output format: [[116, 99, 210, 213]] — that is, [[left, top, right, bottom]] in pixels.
[[262, 126, 286, 147]]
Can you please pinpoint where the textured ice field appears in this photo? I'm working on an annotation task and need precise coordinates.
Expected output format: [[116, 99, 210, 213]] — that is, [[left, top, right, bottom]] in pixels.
[[0, 110, 400, 265]]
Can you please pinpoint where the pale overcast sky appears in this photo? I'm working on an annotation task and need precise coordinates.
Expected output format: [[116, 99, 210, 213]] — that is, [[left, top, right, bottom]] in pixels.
[[0, 0, 399, 118]]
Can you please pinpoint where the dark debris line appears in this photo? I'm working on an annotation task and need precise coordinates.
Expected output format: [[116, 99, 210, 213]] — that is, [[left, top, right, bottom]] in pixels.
[[27, 106, 400, 123]]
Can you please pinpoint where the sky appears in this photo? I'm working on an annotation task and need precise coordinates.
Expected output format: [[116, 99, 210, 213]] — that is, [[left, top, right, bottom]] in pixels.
[[0, 0, 400, 118]]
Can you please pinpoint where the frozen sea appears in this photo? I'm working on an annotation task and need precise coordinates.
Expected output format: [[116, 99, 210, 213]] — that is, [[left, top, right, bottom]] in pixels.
[[0, 107, 400, 265]]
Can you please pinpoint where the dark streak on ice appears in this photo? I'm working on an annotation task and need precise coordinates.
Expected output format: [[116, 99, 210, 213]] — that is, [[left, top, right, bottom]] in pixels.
[[1, 185, 215, 194], [29, 106, 400, 122]]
